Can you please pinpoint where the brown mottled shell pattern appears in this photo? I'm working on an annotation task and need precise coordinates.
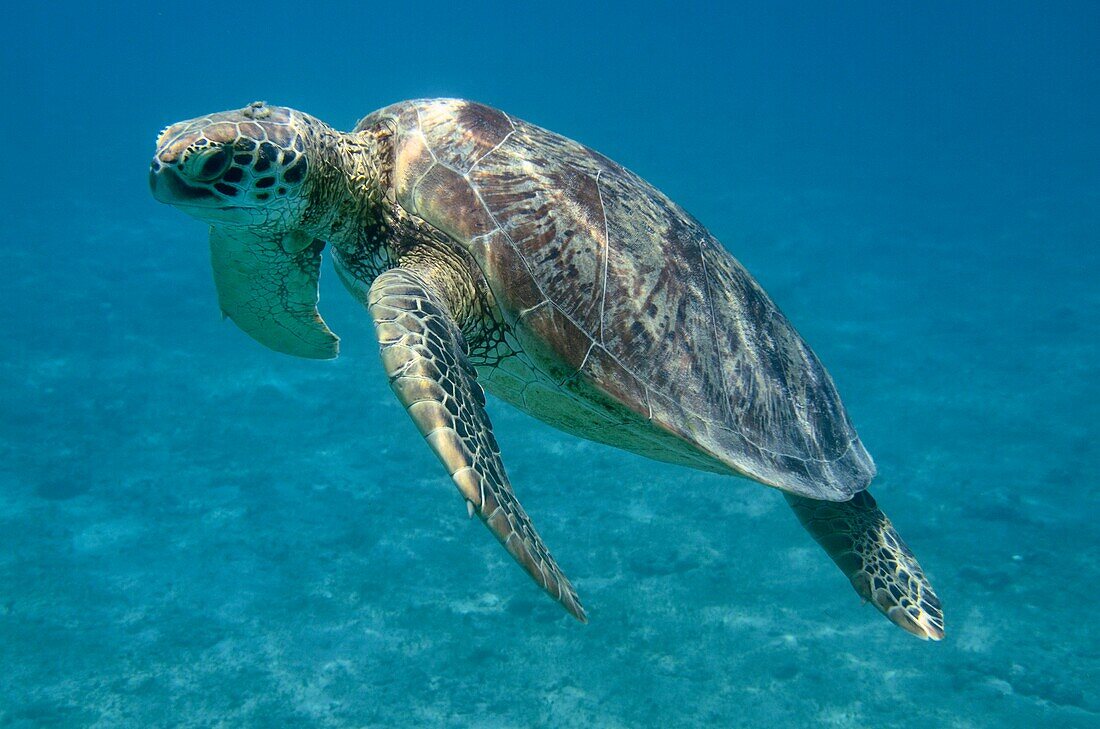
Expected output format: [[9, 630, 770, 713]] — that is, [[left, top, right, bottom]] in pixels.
[[356, 99, 875, 501]]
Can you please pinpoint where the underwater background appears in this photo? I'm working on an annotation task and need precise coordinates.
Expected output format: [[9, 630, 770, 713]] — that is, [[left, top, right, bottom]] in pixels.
[[2, 2, 1097, 726]]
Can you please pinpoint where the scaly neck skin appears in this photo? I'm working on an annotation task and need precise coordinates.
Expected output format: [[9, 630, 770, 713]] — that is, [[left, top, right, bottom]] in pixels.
[[300, 125, 389, 255]]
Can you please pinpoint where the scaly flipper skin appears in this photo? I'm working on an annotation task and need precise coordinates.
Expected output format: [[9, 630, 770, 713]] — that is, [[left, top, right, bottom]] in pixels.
[[209, 227, 338, 360], [368, 266, 586, 622], [785, 491, 944, 640]]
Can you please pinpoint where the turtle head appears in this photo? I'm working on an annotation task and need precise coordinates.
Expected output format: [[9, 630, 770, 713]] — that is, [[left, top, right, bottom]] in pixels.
[[150, 101, 319, 230], [150, 102, 340, 360]]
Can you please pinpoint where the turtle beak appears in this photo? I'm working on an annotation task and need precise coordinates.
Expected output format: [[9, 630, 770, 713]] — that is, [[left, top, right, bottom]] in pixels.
[[149, 161, 218, 206]]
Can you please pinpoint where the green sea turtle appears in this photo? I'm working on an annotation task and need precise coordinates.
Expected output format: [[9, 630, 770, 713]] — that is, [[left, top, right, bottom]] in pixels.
[[150, 98, 944, 640]]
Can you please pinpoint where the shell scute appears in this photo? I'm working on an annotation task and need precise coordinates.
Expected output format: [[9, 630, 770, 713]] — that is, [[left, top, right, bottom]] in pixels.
[[470, 231, 546, 317], [515, 304, 592, 383], [415, 100, 513, 173], [575, 346, 650, 422], [392, 132, 435, 211], [470, 158, 607, 333], [410, 164, 495, 241]]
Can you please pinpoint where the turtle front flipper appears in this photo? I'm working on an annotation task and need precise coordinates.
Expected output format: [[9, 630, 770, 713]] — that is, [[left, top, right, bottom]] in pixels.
[[785, 491, 944, 640], [209, 227, 339, 359], [368, 267, 586, 622]]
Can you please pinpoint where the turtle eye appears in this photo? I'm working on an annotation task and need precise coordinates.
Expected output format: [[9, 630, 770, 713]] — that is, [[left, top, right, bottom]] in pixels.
[[184, 146, 231, 182]]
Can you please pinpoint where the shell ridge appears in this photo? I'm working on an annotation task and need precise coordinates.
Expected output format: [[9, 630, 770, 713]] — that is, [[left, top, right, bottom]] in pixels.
[[594, 168, 611, 345], [696, 234, 736, 424]]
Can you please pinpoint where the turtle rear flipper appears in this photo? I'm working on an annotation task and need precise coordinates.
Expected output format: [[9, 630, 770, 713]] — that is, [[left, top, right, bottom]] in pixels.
[[785, 491, 944, 640]]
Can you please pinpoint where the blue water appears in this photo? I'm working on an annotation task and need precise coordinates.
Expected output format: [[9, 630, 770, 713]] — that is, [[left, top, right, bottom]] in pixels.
[[2, 2, 1098, 726]]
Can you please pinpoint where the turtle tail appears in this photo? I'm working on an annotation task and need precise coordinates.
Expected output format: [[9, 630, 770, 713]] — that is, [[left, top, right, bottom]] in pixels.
[[784, 490, 945, 640]]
